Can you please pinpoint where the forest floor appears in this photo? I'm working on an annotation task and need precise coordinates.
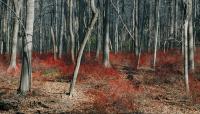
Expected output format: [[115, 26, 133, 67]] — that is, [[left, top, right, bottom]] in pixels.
[[1, 49, 200, 113]]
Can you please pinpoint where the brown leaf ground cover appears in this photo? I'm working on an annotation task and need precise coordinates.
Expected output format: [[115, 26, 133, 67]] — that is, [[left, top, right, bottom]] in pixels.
[[0, 50, 200, 113]]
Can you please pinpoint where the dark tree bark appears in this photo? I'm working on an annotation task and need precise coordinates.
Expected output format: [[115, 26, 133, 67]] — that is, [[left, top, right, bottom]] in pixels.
[[95, 0, 101, 59], [59, 0, 65, 59]]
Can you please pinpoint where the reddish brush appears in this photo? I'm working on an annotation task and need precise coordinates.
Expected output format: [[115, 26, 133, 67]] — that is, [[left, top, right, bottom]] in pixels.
[[87, 89, 108, 104], [6, 64, 21, 76], [189, 74, 200, 104], [194, 48, 200, 64], [139, 52, 153, 67], [110, 52, 135, 66], [32, 71, 42, 77], [86, 73, 138, 112], [157, 49, 182, 65]]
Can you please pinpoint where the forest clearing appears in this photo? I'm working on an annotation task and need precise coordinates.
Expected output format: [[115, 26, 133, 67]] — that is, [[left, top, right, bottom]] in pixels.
[[1, 0, 200, 113]]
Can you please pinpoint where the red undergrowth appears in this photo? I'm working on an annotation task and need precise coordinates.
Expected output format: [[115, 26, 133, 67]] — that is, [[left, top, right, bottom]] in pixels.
[[86, 70, 138, 112], [110, 52, 135, 66], [189, 75, 200, 104], [1, 48, 200, 111]]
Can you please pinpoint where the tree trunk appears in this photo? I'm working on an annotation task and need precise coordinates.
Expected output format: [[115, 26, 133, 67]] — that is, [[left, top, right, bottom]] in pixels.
[[114, 0, 119, 54], [170, 0, 175, 41], [153, 0, 161, 69], [59, 0, 65, 59], [148, 0, 154, 52], [2, 1, 8, 54], [51, 27, 58, 60], [69, 0, 98, 96], [18, 0, 34, 95], [96, 12, 101, 59], [69, 0, 75, 64], [184, 14, 189, 95], [182, 7, 185, 55], [132, 1, 135, 52], [103, 0, 111, 68], [175, 0, 179, 40], [78, 0, 86, 45], [8, 0, 22, 70], [55, 0, 58, 50], [6, 0, 10, 54], [184, 0, 194, 95], [188, 0, 194, 71], [134, 0, 139, 56], [95, 0, 101, 59], [39, 1, 43, 54]]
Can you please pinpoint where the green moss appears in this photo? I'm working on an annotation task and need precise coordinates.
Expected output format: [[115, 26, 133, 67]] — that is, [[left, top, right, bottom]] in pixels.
[[42, 68, 60, 77]]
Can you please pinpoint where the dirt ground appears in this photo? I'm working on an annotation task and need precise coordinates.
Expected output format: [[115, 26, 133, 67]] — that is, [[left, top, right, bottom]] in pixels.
[[0, 50, 200, 114]]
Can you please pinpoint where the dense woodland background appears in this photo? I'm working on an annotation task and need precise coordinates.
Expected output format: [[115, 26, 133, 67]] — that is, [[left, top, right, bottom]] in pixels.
[[0, 0, 200, 113]]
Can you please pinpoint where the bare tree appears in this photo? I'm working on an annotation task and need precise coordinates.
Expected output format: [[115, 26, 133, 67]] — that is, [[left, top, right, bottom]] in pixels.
[[69, 0, 98, 96], [153, 0, 161, 69], [95, 0, 101, 59], [114, 0, 119, 54], [58, 0, 65, 59], [8, 0, 22, 70], [184, 12, 189, 95], [134, 0, 139, 56], [103, 0, 111, 68], [184, 0, 193, 94], [188, 0, 194, 71], [18, 0, 35, 95], [69, 0, 75, 64], [51, 27, 58, 60]]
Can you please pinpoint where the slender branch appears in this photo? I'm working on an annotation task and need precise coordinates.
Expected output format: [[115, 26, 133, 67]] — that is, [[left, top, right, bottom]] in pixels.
[[110, 0, 135, 41], [69, 0, 98, 96], [0, 0, 26, 35]]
